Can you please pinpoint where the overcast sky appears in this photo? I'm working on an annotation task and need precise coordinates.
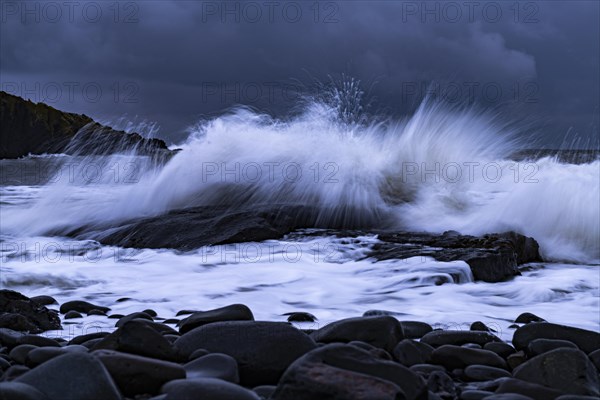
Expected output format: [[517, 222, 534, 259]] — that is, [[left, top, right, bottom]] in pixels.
[[1, 0, 598, 147]]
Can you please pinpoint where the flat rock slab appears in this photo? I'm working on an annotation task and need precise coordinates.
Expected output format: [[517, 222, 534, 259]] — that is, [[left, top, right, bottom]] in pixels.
[[369, 231, 541, 282]]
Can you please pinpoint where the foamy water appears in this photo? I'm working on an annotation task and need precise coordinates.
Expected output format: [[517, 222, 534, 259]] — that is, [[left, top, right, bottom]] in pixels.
[[0, 97, 598, 339]]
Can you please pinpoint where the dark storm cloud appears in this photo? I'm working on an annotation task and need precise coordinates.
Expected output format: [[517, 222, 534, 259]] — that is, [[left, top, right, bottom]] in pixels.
[[1, 0, 598, 146]]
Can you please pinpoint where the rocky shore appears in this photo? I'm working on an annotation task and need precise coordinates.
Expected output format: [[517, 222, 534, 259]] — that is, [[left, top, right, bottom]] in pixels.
[[0, 91, 173, 159], [1, 289, 598, 400]]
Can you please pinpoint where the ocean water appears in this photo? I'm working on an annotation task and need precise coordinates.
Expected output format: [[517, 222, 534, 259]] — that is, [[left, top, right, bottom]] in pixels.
[[0, 98, 598, 339]]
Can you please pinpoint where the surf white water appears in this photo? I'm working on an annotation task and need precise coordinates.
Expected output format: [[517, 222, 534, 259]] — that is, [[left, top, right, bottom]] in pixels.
[[0, 233, 598, 340], [0, 97, 598, 262]]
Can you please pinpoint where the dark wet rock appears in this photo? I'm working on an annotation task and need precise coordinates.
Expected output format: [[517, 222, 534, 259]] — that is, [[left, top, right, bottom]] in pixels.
[[142, 309, 158, 317], [421, 330, 502, 347], [59, 300, 110, 315], [470, 321, 492, 332], [175, 321, 316, 386], [161, 377, 260, 400], [0, 91, 171, 159], [176, 310, 197, 316], [184, 353, 239, 383], [0, 291, 61, 333], [272, 343, 426, 400], [163, 318, 180, 324], [310, 316, 404, 352], [107, 314, 123, 319], [464, 365, 511, 381], [0, 357, 10, 371], [400, 321, 433, 339], [507, 350, 527, 370], [349, 341, 393, 360], [556, 396, 600, 400], [15, 335, 59, 348], [393, 339, 434, 367], [515, 312, 545, 323], [25, 345, 88, 367], [460, 390, 496, 400], [495, 378, 565, 400], [115, 312, 154, 327], [462, 343, 482, 349], [486, 394, 535, 400], [253, 385, 276, 399], [164, 334, 179, 343], [512, 322, 600, 354], [513, 348, 599, 396], [8, 345, 37, 365], [588, 349, 600, 370], [431, 345, 507, 370], [29, 296, 57, 306], [68, 331, 110, 345], [283, 312, 317, 322], [178, 304, 254, 334], [92, 320, 180, 361], [99, 205, 317, 251], [0, 365, 30, 381], [409, 364, 446, 376], [0, 381, 49, 400], [15, 352, 121, 400], [64, 311, 82, 319], [87, 309, 106, 316], [370, 231, 541, 282], [484, 342, 516, 358], [527, 338, 578, 356], [0, 328, 24, 348], [93, 349, 185, 397], [188, 348, 210, 360], [427, 370, 456, 398], [140, 320, 179, 335]]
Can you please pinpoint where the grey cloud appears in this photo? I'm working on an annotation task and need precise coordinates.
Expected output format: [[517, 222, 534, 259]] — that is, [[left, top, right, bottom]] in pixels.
[[0, 0, 597, 147]]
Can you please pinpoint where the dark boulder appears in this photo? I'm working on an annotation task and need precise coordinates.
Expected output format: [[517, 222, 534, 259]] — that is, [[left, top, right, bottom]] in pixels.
[[93, 349, 185, 397], [513, 348, 599, 396], [184, 353, 239, 383], [526, 338, 578, 356], [0, 382, 49, 400], [421, 330, 502, 347], [430, 345, 507, 370], [59, 300, 109, 315], [174, 321, 316, 386], [25, 345, 88, 367], [14, 352, 121, 400], [495, 378, 565, 400], [393, 339, 434, 367], [399, 321, 433, 339], [178, 304, 254, 334], [484, 342, 517, 358], [29, 296, 57, 306], [92, 320, 180, 361], [310, 316, 404, 353], [515, 312, 545, 323], [0, 290, 61, 333], [271, 343, 427, 400], [512, 323, 600, 354], [464, 365, 511, 381], [161, 378, 260, 400]]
